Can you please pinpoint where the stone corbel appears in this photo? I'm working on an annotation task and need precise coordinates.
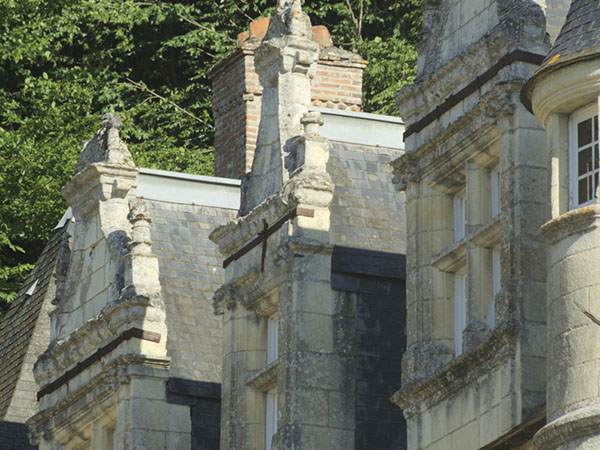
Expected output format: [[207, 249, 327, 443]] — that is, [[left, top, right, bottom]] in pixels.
[[391, 152, 419, 191]]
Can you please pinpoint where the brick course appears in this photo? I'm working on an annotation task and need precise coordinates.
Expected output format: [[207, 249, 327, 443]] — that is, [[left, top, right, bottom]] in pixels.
[[209, 38, 366, 180]]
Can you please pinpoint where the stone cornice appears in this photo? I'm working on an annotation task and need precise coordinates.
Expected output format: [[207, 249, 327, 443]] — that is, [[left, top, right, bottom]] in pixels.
[[35, 292, 164, 390], [529, 59, 600, 128], [28, 354, 170, 444], [210, 194, 297, 257], [62, 163, 138, 219], [541, 203, 600, 244], [247, 361, 278, 392], [392, 83, 511, 190], [391, 318, 520, 417], [397, 21, 543, 129], [213, 265, 291, 316]]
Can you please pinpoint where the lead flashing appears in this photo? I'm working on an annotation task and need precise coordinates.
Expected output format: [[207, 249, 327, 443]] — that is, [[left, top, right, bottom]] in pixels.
[[310, 107, 405, 149], [138, 168, 240, 210]]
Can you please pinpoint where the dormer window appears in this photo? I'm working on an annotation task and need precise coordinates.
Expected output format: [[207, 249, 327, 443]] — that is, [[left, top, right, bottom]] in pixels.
[[570, 105, 599, 208]]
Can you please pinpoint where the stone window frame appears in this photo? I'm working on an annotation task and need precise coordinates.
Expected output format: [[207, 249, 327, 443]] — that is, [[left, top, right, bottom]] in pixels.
[[265, 388, 278, 450], [454, 270, 467, 356], [433, 155, 502, 357], [569, 103, 600, 209]]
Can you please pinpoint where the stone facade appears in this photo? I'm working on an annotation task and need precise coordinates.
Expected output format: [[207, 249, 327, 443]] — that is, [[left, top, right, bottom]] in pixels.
[[391, 0, 573, 449], [20, 118, 239, 450], [1, 2, 409, 449], [210, 2, 406, 449], [524, 1, 600, 448]]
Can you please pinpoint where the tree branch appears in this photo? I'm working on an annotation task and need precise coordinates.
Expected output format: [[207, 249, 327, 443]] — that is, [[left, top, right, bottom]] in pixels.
[[344, 0, 363, 42], [124, 78, 214, 129]]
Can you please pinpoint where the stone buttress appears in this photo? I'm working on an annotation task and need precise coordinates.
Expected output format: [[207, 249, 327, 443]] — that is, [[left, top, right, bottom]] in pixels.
[[391, 1, 570, 449], [27, 115, 190, 449], [210, 1, 355, 448]]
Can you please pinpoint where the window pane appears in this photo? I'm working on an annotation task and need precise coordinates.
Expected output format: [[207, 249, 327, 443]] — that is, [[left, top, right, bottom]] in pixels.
[[595, 116, 598, 141], [579, 177, 592, 204], [579, 147, 593, 175], [578, 118, 592, 147]]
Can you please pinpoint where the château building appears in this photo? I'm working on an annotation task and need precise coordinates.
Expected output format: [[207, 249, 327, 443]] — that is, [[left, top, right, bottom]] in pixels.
[[2, 0, 600, 449]]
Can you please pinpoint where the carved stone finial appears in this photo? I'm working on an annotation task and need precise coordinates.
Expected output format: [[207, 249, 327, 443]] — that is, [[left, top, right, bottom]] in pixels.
[[265, 0, 311, 39], [75, 112, 134, 174], [300, 111, 324, 137], [101, 113, 121, 129], [127, 199, 152, 254]]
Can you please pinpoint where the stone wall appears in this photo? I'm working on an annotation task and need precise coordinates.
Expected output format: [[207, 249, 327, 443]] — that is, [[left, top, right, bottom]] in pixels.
[[391, 1, 565, 448]]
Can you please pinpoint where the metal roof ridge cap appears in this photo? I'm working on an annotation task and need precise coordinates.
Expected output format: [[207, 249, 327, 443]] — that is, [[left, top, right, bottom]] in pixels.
[[138, 168, 241, 187], [309, 106, 405, 125]]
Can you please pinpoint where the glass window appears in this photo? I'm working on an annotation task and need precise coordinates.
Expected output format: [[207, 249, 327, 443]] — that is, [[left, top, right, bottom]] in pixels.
[[570, 106, 599, 208], [267, 315, 278, 365], [488, 249, 500, 328], [453, 195, 466, 242], [490, 169, 501, 218], [266, 392, 278, 450], [454, 273, 467, 356]]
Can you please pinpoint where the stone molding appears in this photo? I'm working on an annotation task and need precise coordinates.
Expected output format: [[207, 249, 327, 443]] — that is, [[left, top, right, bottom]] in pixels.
[[411, 0, 547, 84], [391, 318, 520, 417], [530, 58, 600, 128], [246, 361, 278, 392], [392, 83, 511, 190], [28, 354, 170, 445], [35, 291, 164, 392], [541, 203, 600, 243], [213, 265, 291, 316], [533, 404, 600, 450], [61, 163, 138, 219], [210, 194, 297, 257]]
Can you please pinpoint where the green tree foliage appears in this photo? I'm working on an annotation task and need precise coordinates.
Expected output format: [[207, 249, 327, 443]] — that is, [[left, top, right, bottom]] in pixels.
[[0, 0, 421, 320]]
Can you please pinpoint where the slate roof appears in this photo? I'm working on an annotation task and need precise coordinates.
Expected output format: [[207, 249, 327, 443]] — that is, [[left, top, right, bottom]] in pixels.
[[329, 141, 405, 254], [541, 0, 600, 69], [0, 224, 66, 420], [523, 0, 600, 108]]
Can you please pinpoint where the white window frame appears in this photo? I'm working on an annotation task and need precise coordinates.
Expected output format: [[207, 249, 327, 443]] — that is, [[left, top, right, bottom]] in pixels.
[[267, 314, 278, 365], [569, 104, 599, 209], [453, 195, 466, 242], [490, 168, 501, 218], [488, 249, 500, 328], [266, 391, 278, 450], [454, 273, 467, 356]]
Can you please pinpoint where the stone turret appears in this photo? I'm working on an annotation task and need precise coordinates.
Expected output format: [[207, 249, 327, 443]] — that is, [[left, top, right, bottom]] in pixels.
[[525, 1, 600, 448]]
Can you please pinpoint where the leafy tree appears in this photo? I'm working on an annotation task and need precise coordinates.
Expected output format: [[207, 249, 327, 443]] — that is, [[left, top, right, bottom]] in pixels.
[[0, 0, 421, 320]]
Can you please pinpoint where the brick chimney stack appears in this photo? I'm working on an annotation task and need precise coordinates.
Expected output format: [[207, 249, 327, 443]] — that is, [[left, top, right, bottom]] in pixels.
[[208, 17, 367, 179]]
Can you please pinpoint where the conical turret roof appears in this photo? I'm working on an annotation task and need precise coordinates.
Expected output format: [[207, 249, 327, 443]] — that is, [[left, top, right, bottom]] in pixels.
[[522, 0, 600, 109]]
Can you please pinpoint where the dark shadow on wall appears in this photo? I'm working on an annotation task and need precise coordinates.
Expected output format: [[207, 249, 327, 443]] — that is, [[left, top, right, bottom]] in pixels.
[[331, 245, 407, 450], [0, 421, 37, 450]]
